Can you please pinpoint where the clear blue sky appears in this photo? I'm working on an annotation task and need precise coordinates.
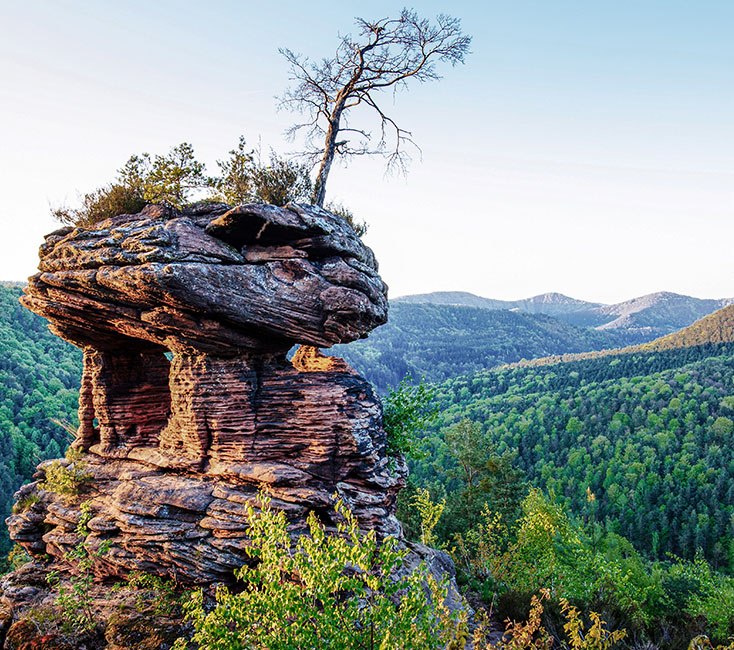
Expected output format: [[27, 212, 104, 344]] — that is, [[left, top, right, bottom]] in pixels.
[[1, 0, 732, 303]]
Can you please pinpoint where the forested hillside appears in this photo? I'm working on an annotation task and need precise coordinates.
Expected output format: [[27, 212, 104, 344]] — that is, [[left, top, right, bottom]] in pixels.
[[410, 342, 734, 567], [333, 302, 631, 392], [507, 303, 734, 369], [644, 304, 734, 350], [0, 286, 81, 555]]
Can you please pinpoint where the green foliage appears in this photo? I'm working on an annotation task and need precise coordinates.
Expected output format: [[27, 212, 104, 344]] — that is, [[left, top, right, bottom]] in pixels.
[[211, 136, 313, 206], [447, 484, 734, 646], [12, 491, 40, 514], [51, 183, 147, 227], [127, 143, 208, 208], [417, 419, 526, 550], [688, 635, 734, 650], [669, 552, 734, 638], [382, 375, 437, 458], [3, 544, 32, 573], [558, 598, 627, 650], [41, 452, 92, 501], [398, 363, 734, 644], [0, 285, 82, 556], [47, 501, 112, 633], [410, 488, 445, 547], [325, 201, 368, 237], [112, 570, 181, 617], [411, 343, 734, 566], [49, 136, 368, 234], [249, 150, 312, 206], [474, 590, 552, 649], [177, 492, 467, 650], [472, 589, 627, 650], [53, 142, 207, 224]]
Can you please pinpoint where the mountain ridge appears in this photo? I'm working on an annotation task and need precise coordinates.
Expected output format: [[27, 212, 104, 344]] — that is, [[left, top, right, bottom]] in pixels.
[[394, 289, 733, 337], [505, 303, 734, 369], [332, 302, 632, 392]]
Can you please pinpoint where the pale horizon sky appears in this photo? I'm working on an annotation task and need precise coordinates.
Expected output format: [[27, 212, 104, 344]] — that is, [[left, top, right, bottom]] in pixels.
[[1, 1, 732, 305]]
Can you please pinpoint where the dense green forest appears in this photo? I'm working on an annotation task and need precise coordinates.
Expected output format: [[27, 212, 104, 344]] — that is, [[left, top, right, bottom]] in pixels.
[[393, 341, 734, 646], [0, 285, 81, 555], [333, 302, 639, 393], [409, 342, 734, 566]]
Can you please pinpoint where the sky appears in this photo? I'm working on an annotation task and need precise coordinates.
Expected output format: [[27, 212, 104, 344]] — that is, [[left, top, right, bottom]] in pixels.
[[0, 0, 732, 304]]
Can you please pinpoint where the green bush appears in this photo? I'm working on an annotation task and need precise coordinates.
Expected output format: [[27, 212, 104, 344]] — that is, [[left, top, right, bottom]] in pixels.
[[112, 570, 182, 617], [51, 137, 345, 228], [47, 501, 112, 633], [52, 183, 147, 227], [175, 493, 467, 650], [41, 452, 92, 501], [12, 491, 40, 514]]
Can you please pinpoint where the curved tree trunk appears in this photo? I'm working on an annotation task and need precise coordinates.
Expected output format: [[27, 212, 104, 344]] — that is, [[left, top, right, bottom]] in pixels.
[[312, 105, 345, 207]]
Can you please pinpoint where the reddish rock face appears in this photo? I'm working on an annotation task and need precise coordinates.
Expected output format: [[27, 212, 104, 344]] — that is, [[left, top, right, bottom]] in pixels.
[[9, 201, 407, 584]]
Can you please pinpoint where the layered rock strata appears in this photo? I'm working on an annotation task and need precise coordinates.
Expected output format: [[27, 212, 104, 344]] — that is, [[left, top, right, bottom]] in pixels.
[[7, 201, 410, 584]]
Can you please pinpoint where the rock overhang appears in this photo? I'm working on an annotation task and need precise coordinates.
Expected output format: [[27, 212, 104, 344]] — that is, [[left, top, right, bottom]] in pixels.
[[22, 201, 388, 356]]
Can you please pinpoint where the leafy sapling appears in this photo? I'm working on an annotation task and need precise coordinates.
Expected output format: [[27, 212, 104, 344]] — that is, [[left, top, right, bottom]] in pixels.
[[47, 500, 112, 633], [382, 374, 438, 459]]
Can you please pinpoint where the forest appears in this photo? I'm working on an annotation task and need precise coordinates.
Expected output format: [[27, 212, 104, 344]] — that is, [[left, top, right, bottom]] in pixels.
[[406, 341, 734, 563], [0, 285, 81, 556], [394, 341, 734, 646]]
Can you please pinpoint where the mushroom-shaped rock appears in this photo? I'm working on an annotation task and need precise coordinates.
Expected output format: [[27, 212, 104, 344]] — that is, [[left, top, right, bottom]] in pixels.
[[10, 201, 409, 585]]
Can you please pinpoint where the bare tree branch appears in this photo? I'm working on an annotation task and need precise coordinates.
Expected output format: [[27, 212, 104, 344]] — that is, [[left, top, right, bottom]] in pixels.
[[278, 8, 470, 206]]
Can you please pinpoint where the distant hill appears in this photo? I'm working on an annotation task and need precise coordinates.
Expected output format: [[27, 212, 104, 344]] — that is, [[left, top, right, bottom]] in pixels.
[[394, 290, 602, 317], [507, 303, 734, 369], [395, 289, 733, 337], [333, 302, 627, 392], [595, 291, 733, 337], [641, 303, 734, 351], [394, 291, 512, 310]]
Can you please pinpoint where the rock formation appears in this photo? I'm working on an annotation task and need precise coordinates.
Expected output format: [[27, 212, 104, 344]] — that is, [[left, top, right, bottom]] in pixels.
[[0, 201, 462, 649], [6, 200, 415, 582]]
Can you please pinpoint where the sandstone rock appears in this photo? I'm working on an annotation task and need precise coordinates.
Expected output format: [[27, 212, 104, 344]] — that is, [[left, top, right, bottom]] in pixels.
[[0, 562, 190, 650], [5, 620, 71, 650], [3, 200, 459, 636], [23, 202, 387, 354], [104, 611, 189, 650], [8, 202, 409, 588]]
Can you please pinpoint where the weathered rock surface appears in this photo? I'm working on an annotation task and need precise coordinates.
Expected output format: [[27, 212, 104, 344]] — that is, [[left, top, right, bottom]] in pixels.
[[1, 201, 459, 647], [8, 202, 404, 580], [0, 560, 193, 649], [23, 202, 387, 354]]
